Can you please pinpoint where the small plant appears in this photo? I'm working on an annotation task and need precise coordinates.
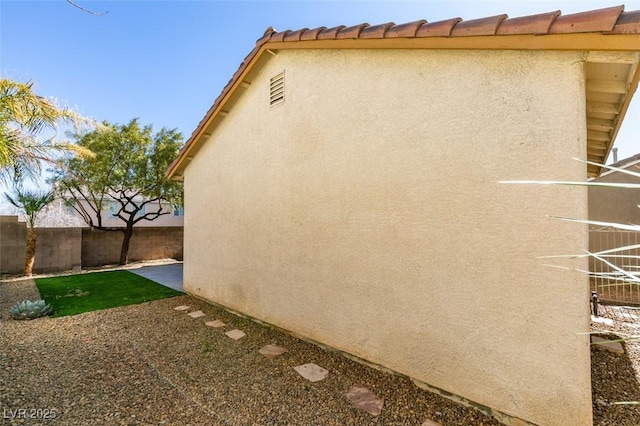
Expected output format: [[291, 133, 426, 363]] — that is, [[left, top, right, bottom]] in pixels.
[[202, 340, 214, 353], [9, 299, 52, 320]]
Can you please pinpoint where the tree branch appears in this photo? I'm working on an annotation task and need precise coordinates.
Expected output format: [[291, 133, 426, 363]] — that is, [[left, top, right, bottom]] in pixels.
[[66, 0, 108, 16], [65, 185, 94, 226]]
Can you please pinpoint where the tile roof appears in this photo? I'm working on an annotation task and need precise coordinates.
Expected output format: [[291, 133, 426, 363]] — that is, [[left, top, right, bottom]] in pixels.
[[167, 5, 640, 179], [258, 5, 638, 42]]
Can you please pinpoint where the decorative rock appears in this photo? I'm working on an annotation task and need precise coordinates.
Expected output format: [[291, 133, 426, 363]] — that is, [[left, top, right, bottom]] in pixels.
[[293, 363, 328, 382], [259, 344, 285, 359], [173, 305, 189, 311], [596, 398, 608, 407], [205, 320, 225, 328], [591, 336, 624, 354], [225, 329, 246, 340], [344, 385, 384, 416], [422, 420, 443, 426], [591, 315, 614, 326], [187, 310, 205, 318]]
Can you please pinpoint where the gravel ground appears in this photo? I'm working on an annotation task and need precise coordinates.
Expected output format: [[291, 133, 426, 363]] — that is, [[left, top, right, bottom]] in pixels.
[[0, 279, 500, 426], [591, 305, 640, 426]]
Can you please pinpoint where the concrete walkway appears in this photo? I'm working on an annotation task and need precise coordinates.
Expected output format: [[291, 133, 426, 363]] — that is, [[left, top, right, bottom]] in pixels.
[[129, 262, 183, 292]]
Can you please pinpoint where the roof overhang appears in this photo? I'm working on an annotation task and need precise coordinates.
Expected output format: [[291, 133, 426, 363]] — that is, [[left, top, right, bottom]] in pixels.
[[584, 51, 639, 176], [167, 6, 640, 180]]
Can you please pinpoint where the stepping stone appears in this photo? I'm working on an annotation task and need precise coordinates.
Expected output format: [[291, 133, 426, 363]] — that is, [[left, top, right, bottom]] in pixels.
[[174, 305, 189, 311], [205, 320, 226, 328], [591, 315, 614, 326], [421, 421, 443, 426], [225, 329, 246, 340], [591, 335, 624, 354], [259, 344, 285, 359], [345, 385, 384, 416], [293, 363, 328, 382], [187, 310, 205, 318]]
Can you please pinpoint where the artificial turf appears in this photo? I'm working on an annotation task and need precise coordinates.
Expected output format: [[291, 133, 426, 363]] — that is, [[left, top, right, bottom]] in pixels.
[[35, 270, 182, 317]]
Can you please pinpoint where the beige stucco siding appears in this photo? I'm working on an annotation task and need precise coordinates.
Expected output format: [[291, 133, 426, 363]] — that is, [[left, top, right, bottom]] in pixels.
[[184, 49, 590, 425], [589, 165, 640, 224]]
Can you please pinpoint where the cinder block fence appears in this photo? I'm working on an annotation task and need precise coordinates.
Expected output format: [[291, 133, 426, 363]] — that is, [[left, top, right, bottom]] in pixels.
[[0, 216, 183, 275]]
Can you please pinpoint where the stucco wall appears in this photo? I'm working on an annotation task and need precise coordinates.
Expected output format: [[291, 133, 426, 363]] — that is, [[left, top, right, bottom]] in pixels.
[[588, 162, 640, 224], [183, 49, 590, 425]]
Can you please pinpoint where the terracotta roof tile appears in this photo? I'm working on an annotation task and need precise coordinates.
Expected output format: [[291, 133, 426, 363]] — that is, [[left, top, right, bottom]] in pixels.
[[385, 20, 427, 38], [256, 27, 276, 45], [360, 22, 395, 39], [416, 18, 462, 37], [269, 30, 291, 42], [451, 14, 508, 37], [284, 28, 308, 42], [549, 5, 624, 33], [609, 11, 640, 34], [317, 25, 346, 40], [300, 26, 327, 40], [497, 11, 560, 35], [336, 23, 370, 39], [260, 6, 633, 42]]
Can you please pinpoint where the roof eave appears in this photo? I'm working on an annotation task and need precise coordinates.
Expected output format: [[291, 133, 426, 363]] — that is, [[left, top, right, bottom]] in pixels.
[[167, 32, 640, 181], [594, 58, 640, 177]]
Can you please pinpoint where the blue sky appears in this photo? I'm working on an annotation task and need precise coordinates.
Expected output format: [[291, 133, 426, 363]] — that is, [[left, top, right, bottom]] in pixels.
[[1, 0, 639, 166]]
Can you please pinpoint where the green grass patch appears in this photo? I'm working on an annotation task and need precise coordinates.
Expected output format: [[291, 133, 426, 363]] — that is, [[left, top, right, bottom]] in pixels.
[[35, 270, 182, 317]]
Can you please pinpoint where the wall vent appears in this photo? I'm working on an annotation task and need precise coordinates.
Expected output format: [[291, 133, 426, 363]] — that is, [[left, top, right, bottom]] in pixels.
[[269, 72, 285, 106]]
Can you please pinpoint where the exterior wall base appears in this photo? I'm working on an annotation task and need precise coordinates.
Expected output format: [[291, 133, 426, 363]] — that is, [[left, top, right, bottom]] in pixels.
[[186, 290, 541, 426], [410, 379, 538, 426]]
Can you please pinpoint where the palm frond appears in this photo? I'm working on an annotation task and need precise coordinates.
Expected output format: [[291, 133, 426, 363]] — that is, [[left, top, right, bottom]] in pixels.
[[0, 78, 98, 181], [551, 216, 640, 232], [4, 187, 54, 228], [573, 157, 640, 179], [498, 180, 640, 189]]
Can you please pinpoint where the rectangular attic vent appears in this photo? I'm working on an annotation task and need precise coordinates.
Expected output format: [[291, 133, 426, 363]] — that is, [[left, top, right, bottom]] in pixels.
[[270, 72, 285, 106]]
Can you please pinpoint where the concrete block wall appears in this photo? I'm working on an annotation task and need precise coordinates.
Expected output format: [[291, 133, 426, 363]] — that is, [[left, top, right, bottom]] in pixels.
[[1, 216, 183, 274], [81, 229, 123, 267], [81, 227, 183, 267], [0, 216, 27, 274], [34, 228, 82, 274], [129, 227, 183, 262]]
